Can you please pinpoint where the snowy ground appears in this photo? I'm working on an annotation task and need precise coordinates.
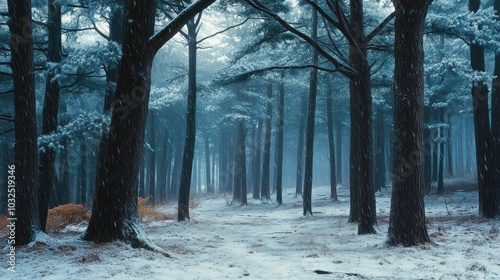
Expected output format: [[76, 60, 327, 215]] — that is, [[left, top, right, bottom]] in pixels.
[[3, 177, 500, 279]]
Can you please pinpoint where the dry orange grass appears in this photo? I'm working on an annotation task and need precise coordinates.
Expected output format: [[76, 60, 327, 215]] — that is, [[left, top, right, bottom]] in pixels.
[[47, 204, 89, 230], [138, 197, 174, 222], [0, 215, 8, 237]]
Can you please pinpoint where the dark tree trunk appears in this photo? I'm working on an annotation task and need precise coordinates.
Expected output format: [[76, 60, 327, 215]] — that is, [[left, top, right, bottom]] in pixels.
[[261, 84, 273, 201], [275, 75, 285, 205], [447, 119, 453, 177], [492, 0, 500, 214], [374, 105, 385, 192], [437, 114, 444, 195], [469, 0, 497, 218], [350, 0, 376, 234], [205, 136, 213, 193], [57, 101, 70, 205], [240, 123, 248, 206], [303, 3, 318, 216], [219, 130, 229, 193], [139, 153, 146, 198], [79, 137, 87, 206], [157, 127, 169, 202], [8, 0, 42, 245], [84, 0, 157, 244], [335, 112, 342, 185], [148, 111, 156, 205], [326, 81, 337, 200], [170, 135, 183, 197], [387, 0, 431, 247], [423, 106, 432, 195], [38, 0, 62, 231], [178, 20, 198, 221], [253, 119, 262, 199], [295, 94, 306, 197], [233, 123, 242, 203]]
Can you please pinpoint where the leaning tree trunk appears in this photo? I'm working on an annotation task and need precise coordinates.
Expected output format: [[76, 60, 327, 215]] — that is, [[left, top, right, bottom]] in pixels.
[[178, 19, 198, 221], [303, 2, 318, 216], [469, 0, 497, 218], [8, 0, 42, 245], [387, 0, 431, 247], [326, 81, 337, 200], [38, 0, 62, 231], [84, 1, 216, 242]]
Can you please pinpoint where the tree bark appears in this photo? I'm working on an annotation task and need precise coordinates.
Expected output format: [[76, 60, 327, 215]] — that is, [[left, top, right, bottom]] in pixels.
[[492, 0, 500, 214], [178, 19, 198, 221], [303, 2, 318, 216], [253, 119, 262, 199], [38, 0, 62, 231], [205, 136, 212, 193], [261, 84, 273, 201], [8, 0, 42, 245], [326, 81, 337, 200], [295, 95, 306, 197], [374, 105, 385, 192], [423, 106, 432, 195], [469, 0, 497, 218], [148, 111, 156, 205], [349, 0, 376, 234], [79, 136, 87, 206], [275, 74, 285, 205], [437, 114, 444, 195], [335, 111, 342, 185], [387, 0, 431, 246]]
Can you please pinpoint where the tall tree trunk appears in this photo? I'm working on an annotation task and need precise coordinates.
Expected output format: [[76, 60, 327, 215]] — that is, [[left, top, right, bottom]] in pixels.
[[374, 105, 385, 192], [38, 0, 62, 231], [178, 20, 198, 221], [469, 0, 497, 218], [437, 113, 444, 195], [139, 153, 146, 198], [253, 119, 262, 199], [423, 106, 432, 195], [157, 126, 169, 202], [295, 94, 306, 197], [447, 118, 453, 177], [219, 130, 229, 193], [148, 111, 156, 205], [275, 74, 285, 205], [233, 121, 242, 203], [350, 0, 376, 234], [261, 84, 273, 201], [335, 112, 342, 185], [492, 0, 500, 214], [8, 0, 42, 245], [57, 101, 70, 205], [205, 136, 212, 193], [387, 0, 431, 246], [303, 2, 318, 216], [79, 137, 87, 206], [326, 81, 337, 200]]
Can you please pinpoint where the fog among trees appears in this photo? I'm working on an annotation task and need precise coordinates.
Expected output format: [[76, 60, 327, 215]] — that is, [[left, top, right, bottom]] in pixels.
[[1, 0, 500, 278]]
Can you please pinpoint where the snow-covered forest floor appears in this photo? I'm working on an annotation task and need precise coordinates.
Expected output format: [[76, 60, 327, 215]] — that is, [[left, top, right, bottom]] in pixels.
[[4, 178, 500, 279]]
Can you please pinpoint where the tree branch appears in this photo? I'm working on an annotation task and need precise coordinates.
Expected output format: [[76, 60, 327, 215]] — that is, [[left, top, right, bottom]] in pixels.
[[244, 0, 356, 78], [364, 9, 399, 44], [0, 115, 14, 122], [197, 18, 250, 45], [220, 64, 339, 85], [149, 0, 217, 55]]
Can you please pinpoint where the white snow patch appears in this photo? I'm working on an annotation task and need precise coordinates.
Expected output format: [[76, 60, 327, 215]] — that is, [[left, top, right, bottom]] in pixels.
[[5, 178, 500, 279]]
